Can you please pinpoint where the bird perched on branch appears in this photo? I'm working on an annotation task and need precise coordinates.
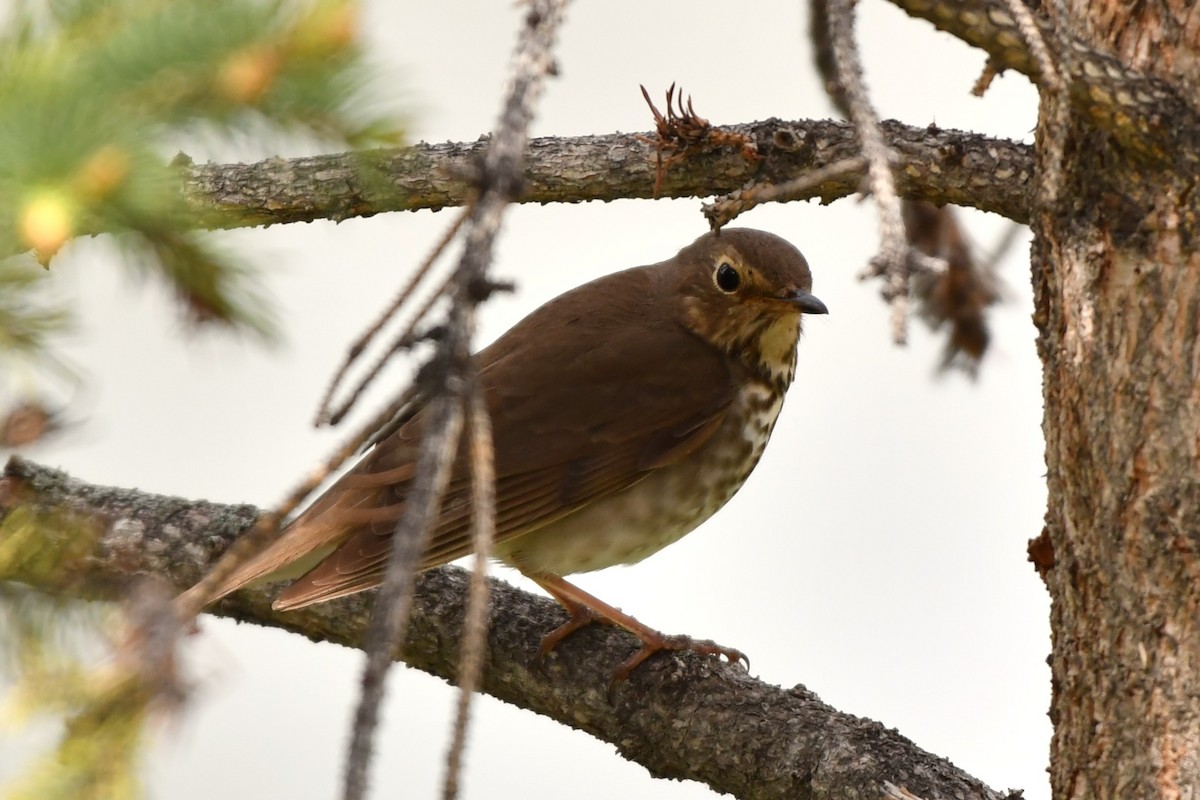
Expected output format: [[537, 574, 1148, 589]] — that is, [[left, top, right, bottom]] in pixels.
[[199, 227, 827, 679]]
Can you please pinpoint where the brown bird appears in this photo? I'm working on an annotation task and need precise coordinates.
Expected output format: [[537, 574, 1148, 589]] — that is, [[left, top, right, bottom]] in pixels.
[[203, 228, 826, 677]]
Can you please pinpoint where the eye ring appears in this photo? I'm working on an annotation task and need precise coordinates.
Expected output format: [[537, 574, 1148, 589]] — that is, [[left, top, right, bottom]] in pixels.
[[714, 262, 740, 293]]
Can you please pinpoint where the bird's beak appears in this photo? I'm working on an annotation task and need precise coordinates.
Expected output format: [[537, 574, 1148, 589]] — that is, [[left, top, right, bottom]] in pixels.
[[786, 289, 828, 315]]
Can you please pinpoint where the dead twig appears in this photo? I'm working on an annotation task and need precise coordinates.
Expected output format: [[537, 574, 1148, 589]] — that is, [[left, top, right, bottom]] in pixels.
[[971, 58, 1005, 96], [318, 205, 471, 427], [340, 3, 569, 799], [441, 370, 495, 800], [907, 203, 1001, 374], [704, 156, 866, 228], [343, 387, 466, 800], [826, 0, 945, 344], [1010, 0, 1070, 207], [639, 83, 758, 196], [173, 385, 419, 619]]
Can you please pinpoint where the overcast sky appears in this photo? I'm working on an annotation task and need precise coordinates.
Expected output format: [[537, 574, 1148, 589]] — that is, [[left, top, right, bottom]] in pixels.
[[1, 2, 1049, 799]]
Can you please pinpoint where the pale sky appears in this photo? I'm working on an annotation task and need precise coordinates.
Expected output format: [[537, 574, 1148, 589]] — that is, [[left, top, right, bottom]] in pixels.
[[1, 2, 1049, 799]]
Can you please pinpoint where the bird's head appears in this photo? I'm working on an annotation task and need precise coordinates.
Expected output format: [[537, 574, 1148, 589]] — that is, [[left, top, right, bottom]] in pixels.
[[674, 228, 827, 389]]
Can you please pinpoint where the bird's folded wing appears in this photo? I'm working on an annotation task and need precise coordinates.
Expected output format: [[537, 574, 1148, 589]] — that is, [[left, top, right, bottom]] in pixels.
[[271, 311, 737, 610], [213, 267, 737, 610]]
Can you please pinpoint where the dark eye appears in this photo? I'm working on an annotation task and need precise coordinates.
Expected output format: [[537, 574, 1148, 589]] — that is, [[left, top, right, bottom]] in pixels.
[[715, 262, 740, 293]]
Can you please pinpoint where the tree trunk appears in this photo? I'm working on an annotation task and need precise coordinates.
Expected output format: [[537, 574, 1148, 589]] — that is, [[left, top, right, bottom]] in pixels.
[[1035, 4, 1200, 797]]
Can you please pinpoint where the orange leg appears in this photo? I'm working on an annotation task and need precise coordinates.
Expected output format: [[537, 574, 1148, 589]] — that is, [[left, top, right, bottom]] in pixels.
[[526, 572, 748, 683]]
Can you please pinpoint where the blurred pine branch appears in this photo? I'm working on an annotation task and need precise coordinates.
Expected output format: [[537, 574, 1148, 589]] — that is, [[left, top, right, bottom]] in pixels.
[[0, 0, 403, 417], [0, 2, 404, 795]]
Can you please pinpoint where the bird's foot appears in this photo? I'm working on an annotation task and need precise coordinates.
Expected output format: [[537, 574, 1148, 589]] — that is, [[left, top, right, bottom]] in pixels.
[[538, 614, 748, 686], [524, 572, 748, 695], [612, 633, 749, 683], [537, 604, 608, 664], [602, 633, 747, 703]]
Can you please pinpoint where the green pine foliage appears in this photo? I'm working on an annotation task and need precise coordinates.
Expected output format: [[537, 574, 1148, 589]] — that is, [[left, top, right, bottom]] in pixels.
[[0, 0, 402, 404], [0, 491, 152, 800], [0, 2, 405, 795]]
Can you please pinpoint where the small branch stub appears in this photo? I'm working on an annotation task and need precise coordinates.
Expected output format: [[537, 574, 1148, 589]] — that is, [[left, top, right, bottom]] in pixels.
[[639, 83, 760, 198]]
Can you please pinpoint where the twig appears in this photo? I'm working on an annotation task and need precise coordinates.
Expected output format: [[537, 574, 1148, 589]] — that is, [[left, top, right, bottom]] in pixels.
[[174, 122, 1034, 227], [324, 268, 458, 427], [809, 0, 851, 118], [340, 2, 569, 799], [971, 58, 1004, 96], [174, 387, 417, 619], [998, 0, 1069, 208], [826, 0, 930, 344], [317, 206, 470, 427], [441, 372, 495, 800], [342, 389, 466, 800], [889, 0, 1200, 166], [703, 156, 866, 228], [1001, 0, 1064, 96]]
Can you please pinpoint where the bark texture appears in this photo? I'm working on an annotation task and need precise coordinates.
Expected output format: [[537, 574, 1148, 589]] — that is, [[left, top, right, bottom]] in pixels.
[[1030, 3, 1200, 798], [0, 457, 1013, 800], [178, 121, 1031, 228]]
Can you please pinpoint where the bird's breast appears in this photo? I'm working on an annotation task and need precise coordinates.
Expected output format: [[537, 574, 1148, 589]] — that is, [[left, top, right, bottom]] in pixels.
[[497, 380, 787, 576]]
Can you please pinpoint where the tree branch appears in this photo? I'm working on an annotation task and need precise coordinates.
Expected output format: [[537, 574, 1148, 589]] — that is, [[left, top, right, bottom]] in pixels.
[[888, 0, 1200, 165], [0, 456, 1019, 800], [180, 120, 1033, 228]]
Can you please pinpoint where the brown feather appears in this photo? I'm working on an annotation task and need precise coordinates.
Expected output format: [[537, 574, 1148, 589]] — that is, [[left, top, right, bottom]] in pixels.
[[201, 228, 822, 614], [269, 265, 736, 610]]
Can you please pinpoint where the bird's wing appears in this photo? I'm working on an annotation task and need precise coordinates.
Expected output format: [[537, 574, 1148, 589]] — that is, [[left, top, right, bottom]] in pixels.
[[256, 268, 735, 611]]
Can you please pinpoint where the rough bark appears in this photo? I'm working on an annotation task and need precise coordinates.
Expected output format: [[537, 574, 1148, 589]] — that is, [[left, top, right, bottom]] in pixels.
[[1023, 3, 1200, 799], [892, 0, 1200, 166], [179, 120, 1032, 229], [884, 0, 1200, 796], [0, 456, 1014, 800]]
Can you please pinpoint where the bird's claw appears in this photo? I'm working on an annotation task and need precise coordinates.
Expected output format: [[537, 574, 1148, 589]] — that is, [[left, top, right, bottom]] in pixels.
[[606, 634, 749, 702], [534, 605, 606, 674], [678, 636, 750, 672], [615, 634, 749, 676]]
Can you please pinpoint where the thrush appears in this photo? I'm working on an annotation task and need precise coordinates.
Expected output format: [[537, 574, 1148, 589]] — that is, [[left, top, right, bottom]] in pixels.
[[201, 228, 827, 678]]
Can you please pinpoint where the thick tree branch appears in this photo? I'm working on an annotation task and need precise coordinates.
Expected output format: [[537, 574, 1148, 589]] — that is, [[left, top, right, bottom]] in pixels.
[[0, 456, 1018, 800], [181, 120, 1033, 228], [889, 0, 1200, 165]]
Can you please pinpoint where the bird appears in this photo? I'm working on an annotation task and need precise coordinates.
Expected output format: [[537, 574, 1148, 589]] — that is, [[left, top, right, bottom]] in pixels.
[[199, 227, 827, 679]]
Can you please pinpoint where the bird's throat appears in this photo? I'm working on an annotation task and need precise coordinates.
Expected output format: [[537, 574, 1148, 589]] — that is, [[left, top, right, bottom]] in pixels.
[[751, 314, 801, 392]]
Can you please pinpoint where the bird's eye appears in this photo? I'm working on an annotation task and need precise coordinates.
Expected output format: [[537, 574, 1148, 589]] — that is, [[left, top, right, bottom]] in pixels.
[[715, 262, 740, 293]]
